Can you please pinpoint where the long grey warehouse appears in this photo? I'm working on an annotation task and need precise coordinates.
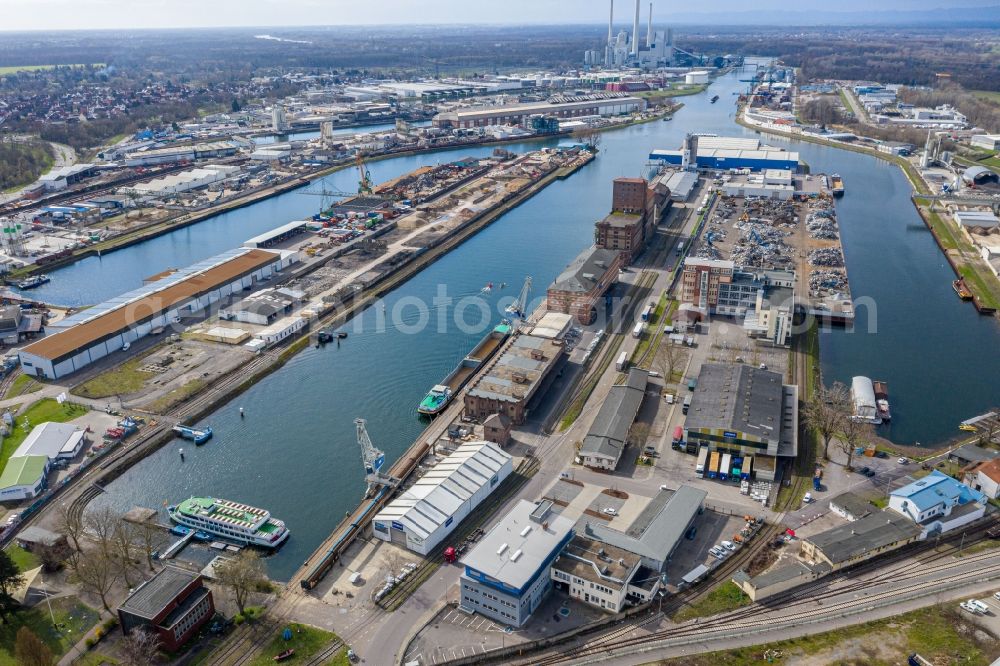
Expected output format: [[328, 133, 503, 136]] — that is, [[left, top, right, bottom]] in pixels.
[[19, 248, 297, 379]]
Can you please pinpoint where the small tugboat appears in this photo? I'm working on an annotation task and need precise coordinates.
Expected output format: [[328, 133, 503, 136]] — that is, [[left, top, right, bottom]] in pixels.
[[317, 329, 334, 344], [710, 95, 720, 103], [873, 380, 891, 422], [953, 278, 973, 301], [14, 274, 50, 290], [172, 425, 213, 445]]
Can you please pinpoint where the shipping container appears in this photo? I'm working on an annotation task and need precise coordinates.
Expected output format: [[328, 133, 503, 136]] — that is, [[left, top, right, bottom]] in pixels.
[[720, 453, 732, 481], [708, 451, 720, 479], [696, 446, 709, 476], [632, 322, 645, 338]]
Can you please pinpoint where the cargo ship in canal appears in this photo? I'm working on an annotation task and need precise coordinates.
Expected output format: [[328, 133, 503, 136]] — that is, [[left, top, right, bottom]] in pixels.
[[168, 496, 289, 548], [830, 174, 845, 196], [953, 278, 973, 301], [417, 323, 511, 416]]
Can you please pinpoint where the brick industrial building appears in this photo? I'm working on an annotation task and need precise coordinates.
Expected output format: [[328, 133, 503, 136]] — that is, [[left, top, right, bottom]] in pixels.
[[118, 567, 215, 651], [595, 177, 671, 263], [546, 247, 622, 325]]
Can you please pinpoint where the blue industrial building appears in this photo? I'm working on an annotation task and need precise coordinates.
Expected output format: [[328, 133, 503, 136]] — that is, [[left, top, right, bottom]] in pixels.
[[459, 500, 575, 626], [649, 148, 800, 172]]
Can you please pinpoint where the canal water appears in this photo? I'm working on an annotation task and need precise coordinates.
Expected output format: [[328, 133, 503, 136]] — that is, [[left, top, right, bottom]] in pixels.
[[86, 67, 1000, 579]]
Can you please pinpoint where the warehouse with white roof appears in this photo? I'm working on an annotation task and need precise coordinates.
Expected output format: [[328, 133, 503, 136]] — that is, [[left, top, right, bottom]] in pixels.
[[372, 440, 513, 555]]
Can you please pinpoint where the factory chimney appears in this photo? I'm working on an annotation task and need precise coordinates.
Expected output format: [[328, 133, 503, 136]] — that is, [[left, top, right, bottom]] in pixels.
[[606, 0, 614, 66], [646, 2, 653, 48], [631, 0, 640, 56]]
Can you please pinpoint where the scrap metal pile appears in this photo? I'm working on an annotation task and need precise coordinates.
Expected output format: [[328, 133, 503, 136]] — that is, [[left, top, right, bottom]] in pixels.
[[732, 220, 793, 267], [809, 269, 848, 296], [806, 201, 839, 239], [808, 247, 844, 267], [741, 197, 798, 226]]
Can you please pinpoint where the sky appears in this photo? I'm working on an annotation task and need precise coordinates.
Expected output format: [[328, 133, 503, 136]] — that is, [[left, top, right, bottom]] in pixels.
[[0, 0, 972, 31]]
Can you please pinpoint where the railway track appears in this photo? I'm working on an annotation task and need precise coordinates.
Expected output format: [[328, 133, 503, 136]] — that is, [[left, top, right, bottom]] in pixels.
[[506, 518, 1000, 666]]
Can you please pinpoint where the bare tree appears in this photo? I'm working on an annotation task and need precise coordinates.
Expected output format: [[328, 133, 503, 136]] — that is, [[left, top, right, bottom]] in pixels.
[[215, 550, 267, 616], [838, 418, 875, 471], [54, 502, 84, 552], [120, 627, 161, 666], [112, 519, 140, 589], [978, 411, 1000, 448], [627, 422, 651, 449], [654, 341, 684, 385], [802, 381, 851, 460], [85, 506, 118, 558], [68, 550, 118, 612], [15, 627, 53, 666], [134, 521, 160, 572]]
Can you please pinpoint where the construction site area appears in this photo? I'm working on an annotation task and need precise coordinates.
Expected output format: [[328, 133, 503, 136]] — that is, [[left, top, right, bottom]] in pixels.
[[689, 184, 854, 321]]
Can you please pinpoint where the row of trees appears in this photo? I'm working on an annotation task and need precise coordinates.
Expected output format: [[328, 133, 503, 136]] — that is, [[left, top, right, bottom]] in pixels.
[[803, 381, 875, 470], [54, 504, 268, 617], [0, 138, 54, 190]]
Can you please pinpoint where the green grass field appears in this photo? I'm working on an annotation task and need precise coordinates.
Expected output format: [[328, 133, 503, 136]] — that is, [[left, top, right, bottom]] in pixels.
[[0, 63, 103, 76], [0, 596, 99, 666], [673, 582, 751, 622], [0, 398, 88, 476], [4, 374, 41, 399], [247, 623, 338, 666], [3, 544, 40, 573], [72, 346, 161, 399], [972, 90, 1000, 105]]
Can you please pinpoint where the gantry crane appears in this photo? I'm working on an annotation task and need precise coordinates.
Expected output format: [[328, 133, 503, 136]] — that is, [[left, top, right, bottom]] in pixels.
[[356, 152, 373, 196], [505, 275, 533, 319], [355, 418, 399, 494]]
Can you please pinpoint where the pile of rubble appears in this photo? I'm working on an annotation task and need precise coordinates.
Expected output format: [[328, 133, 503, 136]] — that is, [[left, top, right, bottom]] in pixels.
[[809, 269, 848, 295], [808, 248, 844, 267], [692, 245, 724, 260], [731, 221, 793, 267], [806, 203, 839, 239], [806, 217, 838, 239], [742, 198, 798, 226]]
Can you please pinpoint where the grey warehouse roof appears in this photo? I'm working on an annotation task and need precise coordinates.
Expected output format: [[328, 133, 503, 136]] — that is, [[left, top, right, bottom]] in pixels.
[[461, 500, 574, 590], [685, 363, 784, 441], [373, 441, 511, 541], [805, 511, 921, 565], [580, 368, 648, 461], [549, 246, 619, 294], [584, 485, 706, 569], [119, 566, 200, 620], [829, 492, 873, 520]]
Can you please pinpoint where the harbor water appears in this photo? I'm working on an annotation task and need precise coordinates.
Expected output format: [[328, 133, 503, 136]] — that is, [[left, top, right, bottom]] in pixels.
[[84, 66, 1000, 579]]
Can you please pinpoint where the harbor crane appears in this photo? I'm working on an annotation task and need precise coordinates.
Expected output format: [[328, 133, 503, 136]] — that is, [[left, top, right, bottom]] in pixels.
[[355, 418, 399, 492], [505, 275, 533, 319], [356, 152, 374, 196], [298, 185, 358, 213]]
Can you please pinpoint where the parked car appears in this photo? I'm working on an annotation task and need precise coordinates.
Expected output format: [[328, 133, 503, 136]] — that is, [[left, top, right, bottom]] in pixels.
[[856, 466, 871, 476], [876, 451, 888, 459], [898, 457, 909, 465], [602, 507, 617, 516], [961, 601, 980, 615], [709, 547, 726, 559], [969, 599, 990, 614], [721, 540, 737, 551], [864, 468, 876, 477], [686, 526, 698, 540], [802, 492, 814, 503]]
